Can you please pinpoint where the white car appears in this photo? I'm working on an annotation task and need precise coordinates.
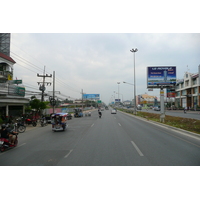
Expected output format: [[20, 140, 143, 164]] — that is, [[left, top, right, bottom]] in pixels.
[[111, 109, 117, 114]]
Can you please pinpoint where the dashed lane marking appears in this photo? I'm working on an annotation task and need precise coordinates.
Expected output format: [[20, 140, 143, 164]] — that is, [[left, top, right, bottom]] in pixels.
[[131, 141, 144, 157]]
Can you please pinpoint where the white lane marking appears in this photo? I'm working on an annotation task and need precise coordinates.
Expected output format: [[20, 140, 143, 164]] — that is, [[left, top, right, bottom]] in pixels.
[[131, 141, 144, 156], [118, 123, 121, 126], [91, 124, 94, 127], [121, 111, 200, 141], [64, 149, 73, 158]]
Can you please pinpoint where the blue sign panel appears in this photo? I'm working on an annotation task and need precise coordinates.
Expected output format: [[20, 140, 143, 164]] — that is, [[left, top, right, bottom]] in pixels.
[[83, 94, 100, 100], [147, 66, 176, 88], [115, 99, 121, 102]]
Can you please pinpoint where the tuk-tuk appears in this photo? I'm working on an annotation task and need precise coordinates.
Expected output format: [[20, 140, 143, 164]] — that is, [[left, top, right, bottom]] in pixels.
[[74, 108, 83, 117], [51, 113, 68, 131]]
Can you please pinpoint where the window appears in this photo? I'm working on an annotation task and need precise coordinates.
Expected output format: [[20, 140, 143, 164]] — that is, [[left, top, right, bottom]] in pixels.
[[193, 78, 197, 85], [176, 91, 180, 97], [182, 90, 186, 96], [185, 80, 189, 87], [194, 87, 197, 94]]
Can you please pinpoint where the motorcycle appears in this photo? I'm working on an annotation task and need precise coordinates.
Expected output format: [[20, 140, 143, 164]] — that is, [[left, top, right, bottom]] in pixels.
[[25, 118, 37, 127], [14, 119, 26, 133], [40, 118, 48, 127], [0, 131, 18, 152]]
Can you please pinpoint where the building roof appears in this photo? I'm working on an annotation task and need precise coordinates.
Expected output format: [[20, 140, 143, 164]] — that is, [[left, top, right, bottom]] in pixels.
[[141, 94, 156, 99], [0, 52, 16, 64]]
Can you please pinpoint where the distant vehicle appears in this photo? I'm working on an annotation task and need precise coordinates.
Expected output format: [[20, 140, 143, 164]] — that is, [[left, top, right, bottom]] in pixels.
[[45, 116, 51, 124], [105, 106, 109, 110], [111, 109, 117, 114], [51, 113, 68, 131], [137, 105, 142, 110], [67, 113, 72, 120], [153, 106, 160, 111], [74, 108, 83, 117]]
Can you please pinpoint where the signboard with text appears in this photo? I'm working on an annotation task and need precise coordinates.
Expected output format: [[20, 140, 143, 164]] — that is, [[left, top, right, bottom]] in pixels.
[[167, 88, 176, 98], [147, 66, 176, 88], [83, 94, 100, 100]]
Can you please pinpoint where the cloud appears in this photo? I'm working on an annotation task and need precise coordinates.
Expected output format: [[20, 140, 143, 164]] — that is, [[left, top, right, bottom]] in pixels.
[[11, 33, 200, 104]]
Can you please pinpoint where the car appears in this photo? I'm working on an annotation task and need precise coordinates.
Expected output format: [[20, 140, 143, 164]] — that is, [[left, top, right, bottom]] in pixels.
[[153, 106, 160, 111], [111, 109, 117, 114], [67, 113, 72, 120], [45, 116, 52, 124]]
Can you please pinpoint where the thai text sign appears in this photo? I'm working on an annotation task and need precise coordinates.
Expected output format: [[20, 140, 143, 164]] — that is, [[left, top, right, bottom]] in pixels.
[[83, 94, 100, 100], [147, 66, 176, 88]]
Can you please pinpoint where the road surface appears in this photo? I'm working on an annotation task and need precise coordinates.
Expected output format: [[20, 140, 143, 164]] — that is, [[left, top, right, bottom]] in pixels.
[[0, 109, 200, 166]]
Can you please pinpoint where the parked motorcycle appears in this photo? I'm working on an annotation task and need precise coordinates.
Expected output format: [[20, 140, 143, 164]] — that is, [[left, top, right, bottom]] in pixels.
[[0, 131, 18, 152], [25, 118, 37, 127], [14, 119, 26, 133]]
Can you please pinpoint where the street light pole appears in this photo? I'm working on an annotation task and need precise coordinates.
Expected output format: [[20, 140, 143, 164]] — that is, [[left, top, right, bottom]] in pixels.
[[130, 48, 138, 114], [117, 82, 120, 105], [123, 81, 134, 108]]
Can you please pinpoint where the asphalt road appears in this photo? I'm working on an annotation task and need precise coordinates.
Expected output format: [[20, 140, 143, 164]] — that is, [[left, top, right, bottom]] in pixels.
[[0, 109, 200, 166]]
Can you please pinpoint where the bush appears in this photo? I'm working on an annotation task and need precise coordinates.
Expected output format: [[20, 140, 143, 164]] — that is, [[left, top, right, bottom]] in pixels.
[[118, 108, 200, 135]]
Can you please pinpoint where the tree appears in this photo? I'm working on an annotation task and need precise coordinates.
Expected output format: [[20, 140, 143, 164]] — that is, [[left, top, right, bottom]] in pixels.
[[29, 96, 48, 113]]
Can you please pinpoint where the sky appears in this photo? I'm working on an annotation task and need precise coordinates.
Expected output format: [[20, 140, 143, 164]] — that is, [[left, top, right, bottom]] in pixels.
[[10, 33, 200, 104], [2, 1, 200, 198]]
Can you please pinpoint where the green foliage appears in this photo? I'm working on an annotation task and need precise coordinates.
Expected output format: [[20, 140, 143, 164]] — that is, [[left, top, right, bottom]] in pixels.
[[29, 97, 47, 112], [118, 108, 200, 135], [137, 111, 200, 134]]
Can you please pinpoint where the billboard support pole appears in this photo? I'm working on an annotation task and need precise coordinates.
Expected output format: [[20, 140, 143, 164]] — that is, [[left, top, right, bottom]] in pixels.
[[160, 86, 165, 123]]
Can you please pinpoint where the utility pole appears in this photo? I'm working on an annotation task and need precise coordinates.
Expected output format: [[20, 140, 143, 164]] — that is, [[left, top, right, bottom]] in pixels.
[[37, 66, 52, 102], [53, 71, 55, 113], [81, 89, 83, 110]]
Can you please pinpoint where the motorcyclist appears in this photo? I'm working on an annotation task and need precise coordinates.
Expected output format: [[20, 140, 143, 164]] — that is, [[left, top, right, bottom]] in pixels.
[[0, 124, 9, 140], [98, 109, 102, 118], [0, 124, 17, 145]]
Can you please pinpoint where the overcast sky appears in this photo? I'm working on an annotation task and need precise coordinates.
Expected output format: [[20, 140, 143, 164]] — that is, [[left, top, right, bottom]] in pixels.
[[10, 33, 200, 104]]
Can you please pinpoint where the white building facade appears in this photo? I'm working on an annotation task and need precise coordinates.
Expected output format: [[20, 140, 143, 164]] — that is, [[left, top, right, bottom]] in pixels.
[[175, 65, 200, 110]]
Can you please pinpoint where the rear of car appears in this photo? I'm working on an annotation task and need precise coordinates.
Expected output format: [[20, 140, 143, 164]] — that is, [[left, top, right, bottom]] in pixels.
[[111, 109, 117, 114]]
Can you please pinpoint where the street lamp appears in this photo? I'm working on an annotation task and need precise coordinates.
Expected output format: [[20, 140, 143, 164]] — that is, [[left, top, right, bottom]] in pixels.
[[130, 48, 138, 114], [123, 81, 134, 107], [115, 92, 123, 102], [117, 82, 120, 105]]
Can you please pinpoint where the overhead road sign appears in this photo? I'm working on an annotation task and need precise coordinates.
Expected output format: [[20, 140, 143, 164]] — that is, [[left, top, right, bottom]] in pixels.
[[147, 66, 176, 88], [83, 94, 100, 100]]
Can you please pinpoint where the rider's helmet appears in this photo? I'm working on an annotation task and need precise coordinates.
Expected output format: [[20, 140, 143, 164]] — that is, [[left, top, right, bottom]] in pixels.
[[1, 124, 6, 129]]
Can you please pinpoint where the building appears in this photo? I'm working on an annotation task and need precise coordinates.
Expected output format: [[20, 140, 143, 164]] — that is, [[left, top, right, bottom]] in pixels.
[[0, 33, 29, 121], [138, 93, 157, 106], [175, 65, 200, 110], [0, 33, 10, 57]]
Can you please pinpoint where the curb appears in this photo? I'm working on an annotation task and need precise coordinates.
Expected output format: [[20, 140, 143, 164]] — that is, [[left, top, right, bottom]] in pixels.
[[119, 110, 200, 139]]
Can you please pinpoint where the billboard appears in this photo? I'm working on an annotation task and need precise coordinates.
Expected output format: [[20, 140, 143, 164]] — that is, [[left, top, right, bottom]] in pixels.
[[83, 94, 100, 100], [166, 88, 176, 98], [115, 99, 121, 102], [147, 66, 176, 88]]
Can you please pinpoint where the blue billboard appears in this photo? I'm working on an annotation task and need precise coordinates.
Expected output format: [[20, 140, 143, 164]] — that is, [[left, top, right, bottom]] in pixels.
[[83, 94, 100, 100], [147, 66, 176, 88]]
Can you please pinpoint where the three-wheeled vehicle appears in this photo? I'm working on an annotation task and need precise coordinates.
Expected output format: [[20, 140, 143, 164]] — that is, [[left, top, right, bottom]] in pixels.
[[51, 113, 68, 131], [74, 108, 83, 118]]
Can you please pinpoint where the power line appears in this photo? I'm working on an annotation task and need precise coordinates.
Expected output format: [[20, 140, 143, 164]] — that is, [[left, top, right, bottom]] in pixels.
[[10, 44, 83, 98]]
